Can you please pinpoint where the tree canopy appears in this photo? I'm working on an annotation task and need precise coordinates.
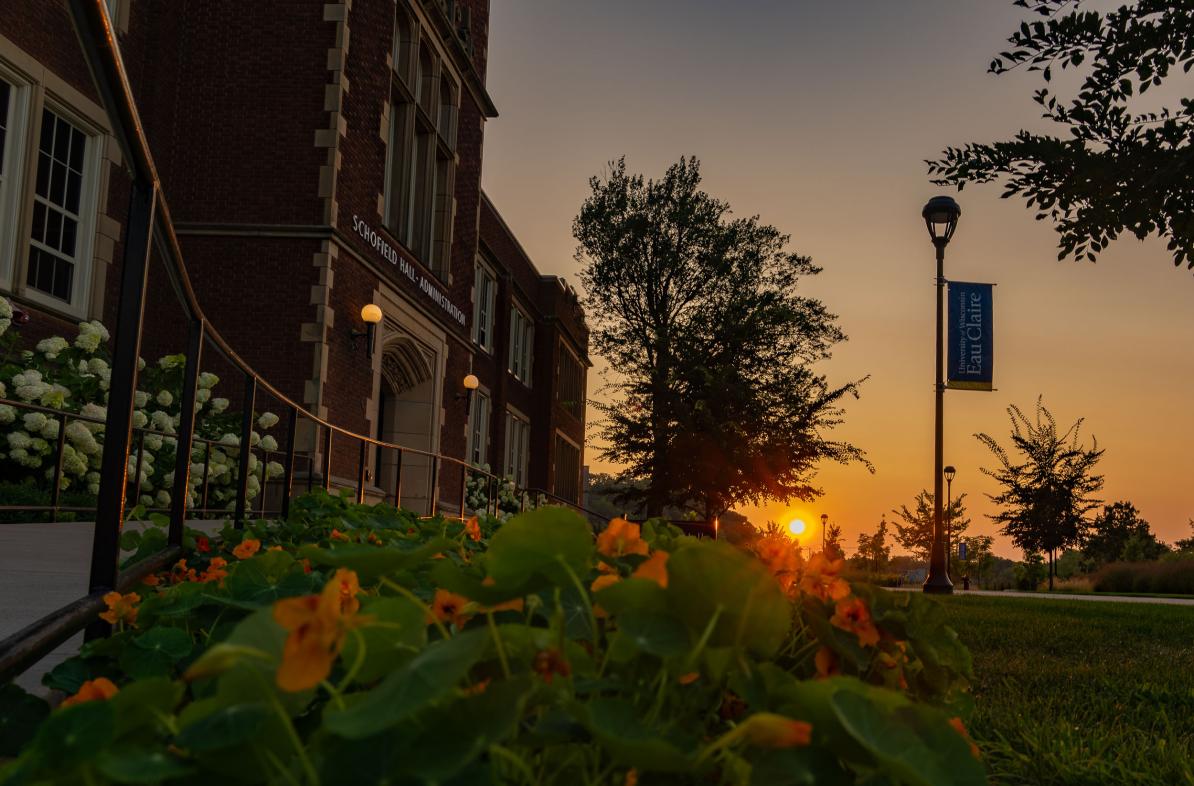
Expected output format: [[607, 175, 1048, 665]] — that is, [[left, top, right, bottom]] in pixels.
[[1082, 500, 1168, 568], [976, 398, 1104, 588], [574, 156, 868, 517], [891, 489, 971, 564], [928, 0, 1194, 269]]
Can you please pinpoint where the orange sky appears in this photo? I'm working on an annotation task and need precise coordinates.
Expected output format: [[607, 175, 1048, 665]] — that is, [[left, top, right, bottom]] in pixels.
[[480, 1, 1194, 558]]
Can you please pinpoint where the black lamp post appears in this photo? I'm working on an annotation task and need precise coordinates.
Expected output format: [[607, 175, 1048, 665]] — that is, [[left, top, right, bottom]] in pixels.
[[922, 196, 961, 594], [820, 513, 828, 554], [944, 464, 956, 568]]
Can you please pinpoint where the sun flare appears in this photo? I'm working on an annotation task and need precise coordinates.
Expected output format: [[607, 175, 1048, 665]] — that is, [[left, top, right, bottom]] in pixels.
[[788, 518, 806, 537]]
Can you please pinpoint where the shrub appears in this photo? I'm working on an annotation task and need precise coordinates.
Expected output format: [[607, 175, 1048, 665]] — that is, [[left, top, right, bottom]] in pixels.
[[0, 491, 985, 785], [1092, 556, 1194, 595]]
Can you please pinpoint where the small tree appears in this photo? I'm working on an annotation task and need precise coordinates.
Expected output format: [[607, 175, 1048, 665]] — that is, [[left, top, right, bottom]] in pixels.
[[891, 489, 970, 565], [1175, 520, 1194, 553], [977, 398, 1104, 590], [956, 535, 994, 586], [854, 517, 892, 573], [824, 520, 845, 560]]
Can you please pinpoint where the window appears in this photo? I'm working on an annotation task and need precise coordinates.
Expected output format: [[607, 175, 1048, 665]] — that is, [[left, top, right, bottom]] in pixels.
[[383, 7, 458, 281], [468, 389, 490, 466], [557, 343, 584, 418], [472, 260, 496, 352], [505, 410, 530, 488], [0, 78, 23, 284], [554, 433, 581, 502], [27, 108, 92, 304], [509, 304, 533, 384]]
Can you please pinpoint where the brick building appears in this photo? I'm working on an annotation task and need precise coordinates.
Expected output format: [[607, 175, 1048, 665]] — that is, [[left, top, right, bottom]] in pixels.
[[1, 0, 589, 513]]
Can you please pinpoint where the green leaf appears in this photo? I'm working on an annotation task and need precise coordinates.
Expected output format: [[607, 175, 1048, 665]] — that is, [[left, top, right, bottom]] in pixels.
[[300, 537, 457, 583], [110, 677, 184, 739], [614, 610, 692, 658], [96, 747, 194, 783], [340, 596, 428, 684], [225, 556, 320, 604], [485, 507, 594, 590], [585, 697, 694, 772], [0, 684, 49, 757], [41, 657, 93, 693], [665, 541, 790, 657], [325, 628, 488, 738], [119, 628, 194, 679], [175, 702, 270, 752], [31, 700, 114, 768]]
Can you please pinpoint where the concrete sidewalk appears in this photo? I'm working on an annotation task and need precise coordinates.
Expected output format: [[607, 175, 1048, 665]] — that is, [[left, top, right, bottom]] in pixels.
[[888, 586, 1194, 606]]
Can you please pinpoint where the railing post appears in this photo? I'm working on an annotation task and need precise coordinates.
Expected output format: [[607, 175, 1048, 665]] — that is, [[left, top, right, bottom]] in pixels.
[[168, 318, 204, 546], [49, 415, 68, 523], [86, 181, 156, 640], [429, 455, 439, 517], [322, 427, 333, 491], [393, 448, 403, 509], [356, 441, 367, 504], [280, 406, 297, 520], [233, 375, 256, 528]]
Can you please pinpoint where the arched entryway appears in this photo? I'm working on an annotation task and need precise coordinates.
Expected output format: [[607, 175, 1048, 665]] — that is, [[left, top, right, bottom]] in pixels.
[[375, 332, 437, 515]]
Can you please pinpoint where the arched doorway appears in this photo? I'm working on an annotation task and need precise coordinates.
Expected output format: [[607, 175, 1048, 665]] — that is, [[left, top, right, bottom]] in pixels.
[[376, 333, 437, 514]]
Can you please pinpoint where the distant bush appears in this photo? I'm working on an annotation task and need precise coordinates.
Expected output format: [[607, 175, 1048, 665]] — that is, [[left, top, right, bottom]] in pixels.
[[1092, 556, 1194, 595], [1048, 576, 1094, 594], [842, 569, 906, 587]]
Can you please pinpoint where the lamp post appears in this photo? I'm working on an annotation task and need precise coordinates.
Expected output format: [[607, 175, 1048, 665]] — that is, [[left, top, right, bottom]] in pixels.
[[820, 513, 828, 554], [944, 464, 956, 571], [922, 196, 961, 594]]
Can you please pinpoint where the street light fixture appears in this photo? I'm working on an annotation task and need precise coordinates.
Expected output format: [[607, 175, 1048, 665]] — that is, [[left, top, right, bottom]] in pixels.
[[351, 303, 384, 359], [922, 196, 961, 594], [820, 513, 828, 554], [944, 464, 956, 573]]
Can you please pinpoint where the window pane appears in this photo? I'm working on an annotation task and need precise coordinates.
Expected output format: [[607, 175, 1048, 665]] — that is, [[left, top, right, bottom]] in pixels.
[[28, 109, 88, 303]]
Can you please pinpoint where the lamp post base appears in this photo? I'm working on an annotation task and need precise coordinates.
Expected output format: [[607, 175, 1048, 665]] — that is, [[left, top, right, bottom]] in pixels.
[[922, 576, 954, 595]]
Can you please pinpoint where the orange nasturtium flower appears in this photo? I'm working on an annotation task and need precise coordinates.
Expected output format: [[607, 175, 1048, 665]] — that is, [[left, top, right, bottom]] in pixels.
[[755, 535, 801, 591], [140, 573, 161, 587], [330, 529, 350, 542], [99, 591, 140, 627], [60, 677, 119, 708], [830, 596, 881, 648], [677, 671, 700, 685], [199, 557, 229, 584], [814, 646, 840, 679], [171, 559, 198, 583], [632, 550, 670, 587], [532, 648, 571, 684], [464, 515, 482, 542], [799, 552, 851, 601], [949, 716, 982, 760], [232, 538, 261, 559], [596, 518, 649, 559], [429, 588, 472, 629], [272, 568, 364, 692], [739, 713, 813, 748]]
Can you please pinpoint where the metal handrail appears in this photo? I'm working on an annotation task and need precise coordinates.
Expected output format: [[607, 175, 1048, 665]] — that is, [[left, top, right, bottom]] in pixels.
[[0, 0, 602, 681]]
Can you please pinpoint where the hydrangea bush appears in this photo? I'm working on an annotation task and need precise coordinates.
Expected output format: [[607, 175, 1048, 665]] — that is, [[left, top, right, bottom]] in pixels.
[[464, 464, 547, 520], [0, 491, 984, 785], [0, 295, 281, 516]]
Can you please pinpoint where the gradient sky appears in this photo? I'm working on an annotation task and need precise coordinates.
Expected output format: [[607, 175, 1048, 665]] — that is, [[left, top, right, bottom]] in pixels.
[[479, 0, 1194, 557]]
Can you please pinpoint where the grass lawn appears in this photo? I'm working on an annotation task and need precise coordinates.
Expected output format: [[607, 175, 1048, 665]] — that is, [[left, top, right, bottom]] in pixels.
[[936, 595, 1194, 786]]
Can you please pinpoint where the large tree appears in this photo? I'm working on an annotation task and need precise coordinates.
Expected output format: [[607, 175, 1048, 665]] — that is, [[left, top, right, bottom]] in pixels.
[[1082, 500, 1167, 568], [574, 157, 867, 517], [976, 398, 1104, 589], [891, 489, 971, 564], [928, 0, 1194, 269]]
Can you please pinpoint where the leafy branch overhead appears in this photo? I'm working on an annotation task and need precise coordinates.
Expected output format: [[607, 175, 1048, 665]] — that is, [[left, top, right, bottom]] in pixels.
[[927, 0, 1194, 269]]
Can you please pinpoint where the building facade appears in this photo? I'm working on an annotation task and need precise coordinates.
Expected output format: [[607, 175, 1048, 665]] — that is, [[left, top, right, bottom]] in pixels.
[[1, 0, 589, 513]]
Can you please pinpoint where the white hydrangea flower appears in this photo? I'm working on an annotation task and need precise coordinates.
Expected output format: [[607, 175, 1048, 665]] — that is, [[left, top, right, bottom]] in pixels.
[[0, 405, 15, 424], [155, 490, 171, 507], [74, 324, 103, 353], [249, 430, 261, 447], [0, 296, 12, 336], [62, 446, 88, 476], [198, 372, 219, 389], [256, 412, 280, 430], [210, 397, 229, 414], [196, 388, 211, 404], [246, 473, 261, 492], [266, 460, 284, 480], [260, 434, 278, 452], [36, 336, 69, 358], [22, 412, 47, 433], [88, 482, 100, 495], [139, 494, 154, 507], [7, 431, 32, 450], [219, 433, 240, 447], [137, 357, 146, 371], [65, 421, 101, 455], [39, 384, 70, 409], [132, 410, 148, 429], [143, 433, 163, 451], [0, 380, 6, 397], [156, 390, 173, 407], [150, 411, 175, 434], [134, 391, 149, 408], [80, 403, 107, 430], [87, 358, 109, 376], [39, 418, 60, 440], [247, 453, 259, 473]]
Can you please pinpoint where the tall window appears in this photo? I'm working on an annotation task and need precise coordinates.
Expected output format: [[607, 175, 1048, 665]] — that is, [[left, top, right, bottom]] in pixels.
[[554, 433, 581, 502], [384, 6, 458, 281], [505, 410, 530, 488], [27, 108, 91, 304], [509, 304, 533, 385], [557, 343, 584, 418], [472, 260, 496, 352], [0, 78, 21, 282], [468, 389, 490, 466]]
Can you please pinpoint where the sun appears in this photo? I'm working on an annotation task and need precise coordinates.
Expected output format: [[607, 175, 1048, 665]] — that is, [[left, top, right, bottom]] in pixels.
[[788, 518, 807, 537]]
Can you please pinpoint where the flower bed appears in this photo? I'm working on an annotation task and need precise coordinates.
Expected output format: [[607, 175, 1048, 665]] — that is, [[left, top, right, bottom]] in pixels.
[[0, 492, 985, 784]]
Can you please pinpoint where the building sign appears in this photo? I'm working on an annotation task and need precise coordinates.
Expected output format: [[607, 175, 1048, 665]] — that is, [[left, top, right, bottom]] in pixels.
[[946, 281, 993, 391], [351, 215, 467, 327]]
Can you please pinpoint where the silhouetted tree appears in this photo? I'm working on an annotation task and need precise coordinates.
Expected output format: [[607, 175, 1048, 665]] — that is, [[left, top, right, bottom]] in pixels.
[[824, 520, 844, 560], [1082, 501, 1167, 569], [977, 398, 1104, 590], [891, 489, 971, 564], [928, 1, 1194, 270], [1175, 520, 1194, 553], [956, 534, 995, 586], [575, 156, 867, 518], [854, 517, 891, 572]]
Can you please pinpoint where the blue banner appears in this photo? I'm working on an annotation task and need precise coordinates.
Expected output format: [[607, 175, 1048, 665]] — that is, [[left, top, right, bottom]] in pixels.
[[947, 282, 993, 391]]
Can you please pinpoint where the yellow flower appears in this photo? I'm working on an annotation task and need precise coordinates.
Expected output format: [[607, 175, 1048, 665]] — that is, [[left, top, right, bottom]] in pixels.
[[61, 677, 119, 708], [232, 538, 261, 559], [632, 550, 669, 587], [596, 518, 649, 558], [429, 588, 472, 629], [99, 591, 139, 627], [830, 596, 880, 648], [738, 712, 813, 748], [272, 568, 363, 692], [464, 515, 482, 542]]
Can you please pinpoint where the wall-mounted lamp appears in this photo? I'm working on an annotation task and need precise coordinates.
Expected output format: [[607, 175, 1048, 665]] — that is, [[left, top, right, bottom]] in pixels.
[[350, 303, 383, 359], [457, 373, 479, 404]]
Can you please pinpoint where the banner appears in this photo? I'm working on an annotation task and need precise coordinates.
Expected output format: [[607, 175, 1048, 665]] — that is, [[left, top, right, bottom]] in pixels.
[[947, 282, 993, 391]]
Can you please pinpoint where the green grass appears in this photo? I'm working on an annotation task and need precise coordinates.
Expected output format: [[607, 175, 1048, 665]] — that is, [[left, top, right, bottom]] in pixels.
[[936, 595, 1194, 786]]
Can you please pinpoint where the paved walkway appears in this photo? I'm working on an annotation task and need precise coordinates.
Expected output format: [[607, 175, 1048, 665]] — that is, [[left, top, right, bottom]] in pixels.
[[887, 586, 1194, 606]]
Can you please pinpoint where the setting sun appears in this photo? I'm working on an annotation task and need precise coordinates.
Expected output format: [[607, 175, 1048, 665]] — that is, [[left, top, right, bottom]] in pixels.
[[788, 518, 807, 537]]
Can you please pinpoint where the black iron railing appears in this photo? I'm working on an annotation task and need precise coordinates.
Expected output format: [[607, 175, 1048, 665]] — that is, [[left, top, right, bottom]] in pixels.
[[0, 0, 603, 684]]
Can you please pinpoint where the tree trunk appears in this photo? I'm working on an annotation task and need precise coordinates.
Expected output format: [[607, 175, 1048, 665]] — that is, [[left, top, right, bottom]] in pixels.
[[1048, 549, 1055, 591]]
